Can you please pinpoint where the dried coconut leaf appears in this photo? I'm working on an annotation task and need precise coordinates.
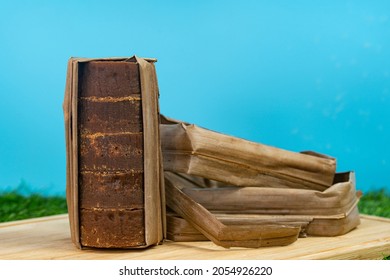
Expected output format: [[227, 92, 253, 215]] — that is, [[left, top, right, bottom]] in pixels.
[[165, 172, 300, 248], [161, 120, 336, 191], [165, 172, 361, 241]]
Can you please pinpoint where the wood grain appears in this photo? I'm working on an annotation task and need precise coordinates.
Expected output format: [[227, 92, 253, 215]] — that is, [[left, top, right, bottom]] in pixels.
[[0, 214, 389, 260]]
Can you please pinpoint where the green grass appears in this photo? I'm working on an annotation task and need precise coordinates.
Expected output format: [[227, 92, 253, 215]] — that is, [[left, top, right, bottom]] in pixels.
[[358, 189, 390, 218], [0, 191, 67, 223]]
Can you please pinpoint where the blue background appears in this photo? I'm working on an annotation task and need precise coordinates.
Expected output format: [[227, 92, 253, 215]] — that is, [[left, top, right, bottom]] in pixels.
[[1, 0, 389, 195]]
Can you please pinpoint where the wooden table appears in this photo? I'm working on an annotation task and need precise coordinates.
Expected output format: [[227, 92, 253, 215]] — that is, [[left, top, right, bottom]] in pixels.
[[1, 214, 389, 260]]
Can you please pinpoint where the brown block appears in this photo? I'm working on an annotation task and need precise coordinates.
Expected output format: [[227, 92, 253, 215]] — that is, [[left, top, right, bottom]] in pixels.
[[79, 171, 144, 209], [78, 99, 143, 134], [79, 133, 144, 172], [80, 208, 145, 248], [65, 57, 163, 249], [78, 61, 141, 98]]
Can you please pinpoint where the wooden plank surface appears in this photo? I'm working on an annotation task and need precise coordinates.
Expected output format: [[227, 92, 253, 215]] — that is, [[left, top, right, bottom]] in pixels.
[[0, 214, 389, 260]]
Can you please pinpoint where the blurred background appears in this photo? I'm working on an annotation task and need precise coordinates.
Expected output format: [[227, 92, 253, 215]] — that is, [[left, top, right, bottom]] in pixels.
[[0, 0, 389, 196]]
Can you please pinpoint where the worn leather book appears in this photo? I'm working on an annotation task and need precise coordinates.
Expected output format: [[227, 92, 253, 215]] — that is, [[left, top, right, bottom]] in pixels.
[[63, 56, 164, 249], [160, 117, 337, 191]]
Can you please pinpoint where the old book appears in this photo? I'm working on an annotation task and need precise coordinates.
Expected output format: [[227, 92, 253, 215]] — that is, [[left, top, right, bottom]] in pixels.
[[166, 172, 361, 241], [160, 118, 337, 191], [63, 56, 164, 249]]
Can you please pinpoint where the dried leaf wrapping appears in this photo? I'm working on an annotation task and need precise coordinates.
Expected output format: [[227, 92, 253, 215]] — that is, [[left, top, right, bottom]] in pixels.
[[161, 120, 336, 191]]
